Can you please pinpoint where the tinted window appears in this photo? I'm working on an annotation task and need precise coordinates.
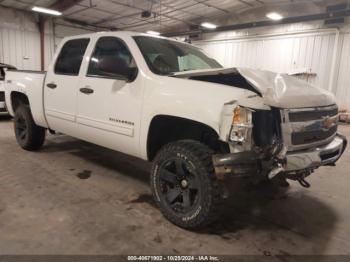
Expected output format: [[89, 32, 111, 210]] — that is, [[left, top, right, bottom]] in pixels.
[[87, 37, 135, 77], [133, 36, 222, 75], [55, 38, 90, 76]]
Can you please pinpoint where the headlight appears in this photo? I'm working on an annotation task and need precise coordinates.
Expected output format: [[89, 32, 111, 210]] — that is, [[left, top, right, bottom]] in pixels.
[[229, 106, 253, 143]]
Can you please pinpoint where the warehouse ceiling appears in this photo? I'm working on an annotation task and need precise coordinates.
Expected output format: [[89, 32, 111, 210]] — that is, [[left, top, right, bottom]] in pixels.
[[0, 0, 348, 33]]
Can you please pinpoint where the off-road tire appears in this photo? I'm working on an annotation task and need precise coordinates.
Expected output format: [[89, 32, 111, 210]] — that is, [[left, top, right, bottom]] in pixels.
[[14, 104, 46, 151], [151, 140, 223, 229]]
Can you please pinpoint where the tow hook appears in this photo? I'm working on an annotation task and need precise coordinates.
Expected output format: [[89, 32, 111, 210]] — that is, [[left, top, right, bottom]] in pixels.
[[268, 165, 284, 180], [268, 145, 288, 180], [297, 178, 311, 188]]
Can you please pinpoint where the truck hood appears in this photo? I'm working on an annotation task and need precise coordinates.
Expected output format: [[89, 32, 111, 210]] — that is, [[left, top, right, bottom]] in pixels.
[[173, 68, 336, 109]]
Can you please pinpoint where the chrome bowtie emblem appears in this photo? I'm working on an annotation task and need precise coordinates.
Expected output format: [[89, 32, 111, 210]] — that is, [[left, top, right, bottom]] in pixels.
[[322, 116, 336, 130]]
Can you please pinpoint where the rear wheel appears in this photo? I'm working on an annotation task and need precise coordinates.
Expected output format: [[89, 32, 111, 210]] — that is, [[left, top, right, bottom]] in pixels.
[[14, 104, 46, 151], [151, 140, 223, 229]]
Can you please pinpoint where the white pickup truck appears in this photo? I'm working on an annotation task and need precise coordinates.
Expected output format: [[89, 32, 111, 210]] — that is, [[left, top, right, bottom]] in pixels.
[[4, 31, 347, 229]]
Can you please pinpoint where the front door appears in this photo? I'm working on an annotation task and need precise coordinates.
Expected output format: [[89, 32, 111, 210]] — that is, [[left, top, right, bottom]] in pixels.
[[76, 36, 143, 157], [44, 38, 90, 135]]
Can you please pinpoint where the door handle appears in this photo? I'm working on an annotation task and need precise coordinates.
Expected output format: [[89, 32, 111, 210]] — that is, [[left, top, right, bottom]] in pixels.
[[80, 87, 94, 94], [47, 83, 57, 89]]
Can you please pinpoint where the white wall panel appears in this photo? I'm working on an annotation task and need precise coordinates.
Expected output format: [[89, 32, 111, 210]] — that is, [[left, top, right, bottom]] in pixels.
[[1, 6, 350, 109], [335, 33, 350, 109], [0, 6, 90, 70], [0, 6, 42, 70], [196, 26, 350, 110], [196, 31, 336, 91]]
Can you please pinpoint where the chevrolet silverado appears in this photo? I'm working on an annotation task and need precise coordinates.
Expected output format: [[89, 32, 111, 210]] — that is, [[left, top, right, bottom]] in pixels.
[[4, 32, 347, 229]]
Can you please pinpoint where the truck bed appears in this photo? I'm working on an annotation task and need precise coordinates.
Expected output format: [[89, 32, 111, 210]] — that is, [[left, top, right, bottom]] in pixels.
[[4, 70, 48, 127]]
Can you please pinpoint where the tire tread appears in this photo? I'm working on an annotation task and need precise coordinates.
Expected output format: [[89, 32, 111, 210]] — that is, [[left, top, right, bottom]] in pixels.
[[14, 105, 46, 151], [151, 140, 224, 229]]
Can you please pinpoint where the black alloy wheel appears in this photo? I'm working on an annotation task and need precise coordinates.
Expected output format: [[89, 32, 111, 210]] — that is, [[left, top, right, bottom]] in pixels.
[[158, 157, 201, 213], [15, 114, 28, 143], [14, 104, 46, 151], [151, 140, 223, 229]]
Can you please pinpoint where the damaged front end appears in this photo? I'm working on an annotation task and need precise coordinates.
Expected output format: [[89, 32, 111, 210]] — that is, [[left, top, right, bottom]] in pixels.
[[213, 102, 347, 187], [173, 67, 347, 187]]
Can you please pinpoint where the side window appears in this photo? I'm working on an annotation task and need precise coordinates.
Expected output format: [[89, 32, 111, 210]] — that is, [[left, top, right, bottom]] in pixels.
[[55, 38, 90, 76], [87, 37, 135, 78]]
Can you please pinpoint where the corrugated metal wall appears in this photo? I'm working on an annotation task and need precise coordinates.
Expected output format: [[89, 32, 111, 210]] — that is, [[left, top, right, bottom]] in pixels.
[[0, 27, 58, 70], [0, 7, 89, 71], [335, 33, 350, 109], [195, 26, 350, 109], [1, 6, 349, 109], [0, 7, 41, 70]]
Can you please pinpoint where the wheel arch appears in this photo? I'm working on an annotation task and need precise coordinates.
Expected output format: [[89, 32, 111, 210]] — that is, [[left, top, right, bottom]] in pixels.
[[9, 90, 48, 128], [146, 114, 228, 161], [10, 91, 30, 113]]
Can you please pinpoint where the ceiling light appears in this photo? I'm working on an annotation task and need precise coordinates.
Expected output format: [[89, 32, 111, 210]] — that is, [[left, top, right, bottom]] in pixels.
[[147, 30, 161, 36], [201, 22, 217, 29], [266, 12, 283, 21], [32, 6, 62, 16]]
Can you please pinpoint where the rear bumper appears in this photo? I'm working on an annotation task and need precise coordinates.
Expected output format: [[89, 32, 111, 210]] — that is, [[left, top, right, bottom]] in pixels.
[[213, 134, 347, 179]]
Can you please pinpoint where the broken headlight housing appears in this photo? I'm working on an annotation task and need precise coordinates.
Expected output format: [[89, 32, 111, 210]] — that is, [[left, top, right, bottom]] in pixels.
[[229, 106, 253, 143]]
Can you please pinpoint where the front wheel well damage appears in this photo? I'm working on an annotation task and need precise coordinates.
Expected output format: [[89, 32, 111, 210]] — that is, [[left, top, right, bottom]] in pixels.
[[147, 115, 229, 161]]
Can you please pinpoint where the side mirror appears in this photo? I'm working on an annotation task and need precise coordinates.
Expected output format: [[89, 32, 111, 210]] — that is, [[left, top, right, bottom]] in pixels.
[[97, 56, 137, 82]]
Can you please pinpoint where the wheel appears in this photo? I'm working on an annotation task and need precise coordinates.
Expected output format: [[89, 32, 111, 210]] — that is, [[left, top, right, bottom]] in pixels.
[[151, 140, 223, 229], [14, 104, 46, 151]]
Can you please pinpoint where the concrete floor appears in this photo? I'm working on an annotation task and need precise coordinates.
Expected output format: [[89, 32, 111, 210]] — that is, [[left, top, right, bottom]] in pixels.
[[0, 116, 350, 255]]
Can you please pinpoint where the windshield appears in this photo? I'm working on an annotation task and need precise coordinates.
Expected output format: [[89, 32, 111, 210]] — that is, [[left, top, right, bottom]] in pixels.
[[133, 36, 222, 75]]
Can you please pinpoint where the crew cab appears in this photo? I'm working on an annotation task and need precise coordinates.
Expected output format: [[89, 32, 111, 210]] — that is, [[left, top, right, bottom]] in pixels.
[[4, 32, 347, 229], [0, 63, 16, 115]]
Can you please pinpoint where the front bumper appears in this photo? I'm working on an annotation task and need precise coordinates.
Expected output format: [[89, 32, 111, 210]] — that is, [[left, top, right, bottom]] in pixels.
[[285, 134, 347, 172], [213, 134, 347, 179]]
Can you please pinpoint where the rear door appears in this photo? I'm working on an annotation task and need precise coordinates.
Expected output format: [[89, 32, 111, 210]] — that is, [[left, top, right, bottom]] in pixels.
[[44, 38, 90, 135]]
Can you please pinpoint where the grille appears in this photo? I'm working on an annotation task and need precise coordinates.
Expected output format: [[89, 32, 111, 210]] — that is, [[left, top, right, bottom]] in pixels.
[[291, 125, 337, 145], [0, 91, 4, 102], [282, 105, 339, 150], [289, 107, 338, 122]]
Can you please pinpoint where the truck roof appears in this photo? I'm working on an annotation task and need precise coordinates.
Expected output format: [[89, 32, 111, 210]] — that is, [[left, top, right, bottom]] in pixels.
[[61, 31, 193, 47], [63, 31, 159, 40]]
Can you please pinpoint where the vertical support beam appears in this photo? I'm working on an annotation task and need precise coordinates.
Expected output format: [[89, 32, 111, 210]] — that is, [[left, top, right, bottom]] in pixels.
[[328, 28, 341, 92], [53, 19, 57, 51], [39, 15, 45, 71], [36, 0, 85, 70]]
